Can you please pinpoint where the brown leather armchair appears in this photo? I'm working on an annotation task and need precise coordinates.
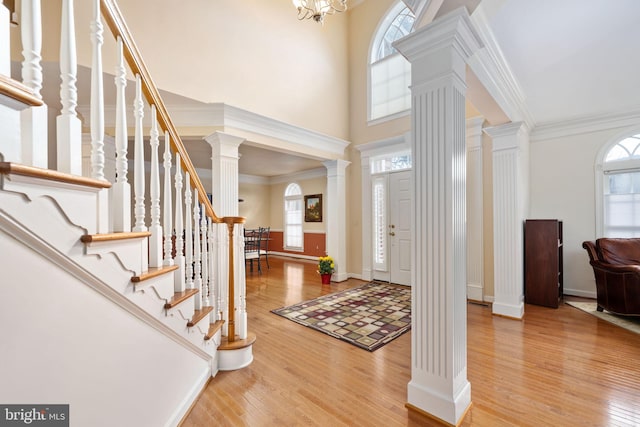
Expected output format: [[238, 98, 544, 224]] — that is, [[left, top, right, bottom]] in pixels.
[[582, 238, 640, 316]]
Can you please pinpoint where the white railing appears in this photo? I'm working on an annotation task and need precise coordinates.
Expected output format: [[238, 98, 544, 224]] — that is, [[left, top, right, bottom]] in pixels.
[[2, 0, 245, 341]]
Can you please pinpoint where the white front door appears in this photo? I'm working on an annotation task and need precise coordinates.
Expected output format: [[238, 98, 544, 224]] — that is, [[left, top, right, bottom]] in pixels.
[[371, 170, 412, 286], [389, 170, 412, 285]]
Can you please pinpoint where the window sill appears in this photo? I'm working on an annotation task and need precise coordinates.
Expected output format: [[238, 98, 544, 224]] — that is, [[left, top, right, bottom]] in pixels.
[[368, 109, 411, 127]]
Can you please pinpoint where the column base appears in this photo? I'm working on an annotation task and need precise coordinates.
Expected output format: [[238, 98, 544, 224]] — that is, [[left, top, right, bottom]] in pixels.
[[492, 300, 524, 319], [407, 378, 471, 426]]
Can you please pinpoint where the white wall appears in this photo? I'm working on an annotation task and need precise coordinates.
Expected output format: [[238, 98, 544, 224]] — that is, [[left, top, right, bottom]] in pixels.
[[0, 232, 210, 427], [529, 124, 638, 298]]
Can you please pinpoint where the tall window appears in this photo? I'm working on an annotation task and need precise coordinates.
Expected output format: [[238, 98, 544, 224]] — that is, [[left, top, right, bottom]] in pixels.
[[284, 183, 303, 250], [602, 134, 640, 237], [369, 2, 415, 121]]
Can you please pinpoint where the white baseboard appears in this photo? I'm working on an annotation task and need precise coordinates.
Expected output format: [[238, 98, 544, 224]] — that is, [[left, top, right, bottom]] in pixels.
[[167, 366, 211, 427]]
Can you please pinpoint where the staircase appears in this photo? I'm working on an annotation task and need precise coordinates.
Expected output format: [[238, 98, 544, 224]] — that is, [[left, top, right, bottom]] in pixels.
[[0, 1, 253, 425]]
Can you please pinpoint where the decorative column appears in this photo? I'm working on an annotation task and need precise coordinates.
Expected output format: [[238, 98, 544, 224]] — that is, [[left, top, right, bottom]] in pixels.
[[466, 117, 485, 301], [395, 8, 482, 426], [204, 131, 245, 337], [323, 159, 350, 282], [484, 121, 530, 319]]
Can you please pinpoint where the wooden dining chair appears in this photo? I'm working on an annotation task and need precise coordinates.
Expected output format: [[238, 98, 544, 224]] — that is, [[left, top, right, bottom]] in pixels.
[[258, 226, 270, 269], [244, 228, 263, 273]]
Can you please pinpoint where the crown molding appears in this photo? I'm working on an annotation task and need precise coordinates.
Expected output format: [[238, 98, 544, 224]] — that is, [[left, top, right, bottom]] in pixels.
[[77, 102, 351, 158], [530, 107, 640, 142], [467, 6, 535, 129], [239, 174, 270, 185]]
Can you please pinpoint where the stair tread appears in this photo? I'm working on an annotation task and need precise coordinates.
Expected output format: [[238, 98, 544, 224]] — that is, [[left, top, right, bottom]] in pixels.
[[204, 320, 225, 341], [0, 75, 44, 107], [0, 162, 111, 189], [218, 332, 256, 350], [164, 288, 199, 309], [81, 231, 151, 243], [131, 265, 179, 283], [187, 306, 214, 327]]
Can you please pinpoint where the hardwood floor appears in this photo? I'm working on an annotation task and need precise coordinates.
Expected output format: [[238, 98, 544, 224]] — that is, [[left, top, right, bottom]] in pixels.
[[181, 256, 640, 426]]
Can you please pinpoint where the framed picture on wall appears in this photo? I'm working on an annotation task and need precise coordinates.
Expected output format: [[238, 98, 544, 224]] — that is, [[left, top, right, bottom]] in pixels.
[[304, 194, 322, 222]]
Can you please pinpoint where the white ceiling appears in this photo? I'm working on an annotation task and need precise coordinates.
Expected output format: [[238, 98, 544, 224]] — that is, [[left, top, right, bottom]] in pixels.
[[473, 0, 640, 125]]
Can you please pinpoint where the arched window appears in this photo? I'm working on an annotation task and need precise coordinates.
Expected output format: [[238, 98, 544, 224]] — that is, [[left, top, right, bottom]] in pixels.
[[599, 134, 640, 237], [369, 2, 415, 122], [284, 183, 304, 250]]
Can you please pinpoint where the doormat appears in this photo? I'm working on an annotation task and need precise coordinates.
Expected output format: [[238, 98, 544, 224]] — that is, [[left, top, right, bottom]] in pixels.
[[271, 282, 411, 351]]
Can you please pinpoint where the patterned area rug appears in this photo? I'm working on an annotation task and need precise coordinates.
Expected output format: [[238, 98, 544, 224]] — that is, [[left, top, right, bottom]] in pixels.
[[565, 301, 640, 335], [271, 282, 411, 351]]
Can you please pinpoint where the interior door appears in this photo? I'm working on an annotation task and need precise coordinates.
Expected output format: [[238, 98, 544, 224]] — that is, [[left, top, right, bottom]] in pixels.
[[389, 170, 412, 285]]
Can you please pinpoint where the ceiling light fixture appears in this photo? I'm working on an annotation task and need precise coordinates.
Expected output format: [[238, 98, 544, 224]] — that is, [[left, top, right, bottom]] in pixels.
[[292, 0, 347, 24]]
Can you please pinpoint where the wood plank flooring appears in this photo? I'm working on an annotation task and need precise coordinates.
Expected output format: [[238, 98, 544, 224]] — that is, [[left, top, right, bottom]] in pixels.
[[181, 256, 640, 426]]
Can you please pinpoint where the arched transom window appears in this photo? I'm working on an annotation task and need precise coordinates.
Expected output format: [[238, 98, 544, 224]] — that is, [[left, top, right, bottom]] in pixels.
[[369, 2, 415, 122], [601, 134, 640, 237]]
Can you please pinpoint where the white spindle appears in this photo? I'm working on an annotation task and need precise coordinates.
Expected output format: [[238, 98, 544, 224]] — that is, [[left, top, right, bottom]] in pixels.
[[208, 216, 215, 313], [148, 105, 163, 267], [133, 75, 147, 232], [201, 203, 209, 307], [184, 173, 194, 290], [193, 196, 202, 310], [163, 132, 174, 266], [174, 155, 185, 292], [20, 0, 47, 168], [90, 0, 105, 181], [57, 0, 81, 175], [111, 36, 130, 232], [21, 0, 42, 98]]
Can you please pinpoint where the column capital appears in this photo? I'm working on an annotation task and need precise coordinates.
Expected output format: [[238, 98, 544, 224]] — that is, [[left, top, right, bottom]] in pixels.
[[466, 116, 485, 150], [323, 159, 351, 176], [484, 121, 530, 151], [394, 7, 483, 65], [204, 131, 245, 158]]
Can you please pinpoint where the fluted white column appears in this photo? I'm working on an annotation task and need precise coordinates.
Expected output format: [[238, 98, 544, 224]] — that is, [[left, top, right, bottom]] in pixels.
[[484, 121, 530, 319], [395, 8, 482, 426], [57, 0, 81, 175], [466, 117, 485, 301], [20, 0, 47, 169], [204, 131, 245, 337], [323, 159, 350, 282]]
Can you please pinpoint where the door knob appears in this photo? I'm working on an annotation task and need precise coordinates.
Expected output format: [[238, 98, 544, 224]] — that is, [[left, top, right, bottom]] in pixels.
[[389, 232, 395, 236]]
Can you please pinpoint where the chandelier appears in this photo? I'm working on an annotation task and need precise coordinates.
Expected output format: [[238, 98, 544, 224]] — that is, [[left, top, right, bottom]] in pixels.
[[292, 0, 347, 24]]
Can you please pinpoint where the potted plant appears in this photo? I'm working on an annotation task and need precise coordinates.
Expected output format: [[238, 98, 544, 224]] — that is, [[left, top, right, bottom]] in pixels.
[[318, 255, 335, 285]]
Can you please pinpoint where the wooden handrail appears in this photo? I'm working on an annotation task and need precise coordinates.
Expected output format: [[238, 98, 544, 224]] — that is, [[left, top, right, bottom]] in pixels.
[[100, 0, 231, 224]]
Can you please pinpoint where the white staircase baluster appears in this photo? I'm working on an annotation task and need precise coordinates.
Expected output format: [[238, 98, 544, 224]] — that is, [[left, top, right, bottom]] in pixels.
[[174, 155, 185, 292], [148, 105, 163, 267], [207, 216, 215, 315], [163, 132, 174, 266], [57, 0, 81, 175], [132, 75, 147, 233], [193, 196, 202, 310], [111, 37, 130, 232], [201, 204, 209, 307], [89, 0, 105, 181], [20, 0, 47, 168], [184, 172, 194, 290], [89, 0, 108, 234]]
